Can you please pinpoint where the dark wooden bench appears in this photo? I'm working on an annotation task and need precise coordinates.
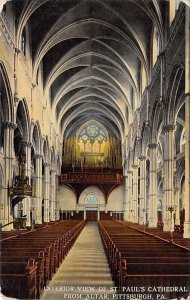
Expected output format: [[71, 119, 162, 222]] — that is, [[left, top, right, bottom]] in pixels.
[[98, 220, 190, 298], [0, 259, 37, 299], [0, 220, 86, 299]]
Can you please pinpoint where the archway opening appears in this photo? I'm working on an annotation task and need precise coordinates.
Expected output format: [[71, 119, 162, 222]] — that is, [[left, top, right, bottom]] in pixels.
[[85, 193, 99, 221]]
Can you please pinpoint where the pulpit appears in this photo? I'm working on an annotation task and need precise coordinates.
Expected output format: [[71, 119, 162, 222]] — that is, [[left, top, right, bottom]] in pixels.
[[13, 216, 27, 229]]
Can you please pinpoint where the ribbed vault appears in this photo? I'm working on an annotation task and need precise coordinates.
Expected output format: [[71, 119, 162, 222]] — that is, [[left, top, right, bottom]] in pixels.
[[15, 0, 165, 142]]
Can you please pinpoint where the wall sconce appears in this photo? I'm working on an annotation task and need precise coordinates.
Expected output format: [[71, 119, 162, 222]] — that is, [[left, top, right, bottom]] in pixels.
[[166, 205, 176, 243], [166, 205, 176, 213]]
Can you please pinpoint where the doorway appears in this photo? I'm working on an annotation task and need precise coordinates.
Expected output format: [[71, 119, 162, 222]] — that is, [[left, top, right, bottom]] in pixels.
[[85, 193, 99, 221]]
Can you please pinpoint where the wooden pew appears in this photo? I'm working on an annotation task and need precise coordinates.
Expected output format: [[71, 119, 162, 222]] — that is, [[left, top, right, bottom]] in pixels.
[[0, 220, 86, 299], [0, 259, 37, 299], [98, 220, 190, 298]]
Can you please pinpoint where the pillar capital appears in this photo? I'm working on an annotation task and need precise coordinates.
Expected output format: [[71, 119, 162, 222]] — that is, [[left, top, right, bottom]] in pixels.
[[31, 119, 35, 127], [44, 162, 51, 167], [15, 48, 21, 54], [3, 122, 17, 130], [32, 83, 36, 89], [184, 92, 190, 99], [132, 164, 139, 169], [162, 124, 176, 133], [21, 141, 32, 148], [35, 154, 43, 160], [139, 156, 147, 161], [148, 143, 158, 149], [14, 95, 20, 104]]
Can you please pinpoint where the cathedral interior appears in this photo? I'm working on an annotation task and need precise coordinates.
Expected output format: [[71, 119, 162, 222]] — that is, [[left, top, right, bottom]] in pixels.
[[0, 0, 190, 299]]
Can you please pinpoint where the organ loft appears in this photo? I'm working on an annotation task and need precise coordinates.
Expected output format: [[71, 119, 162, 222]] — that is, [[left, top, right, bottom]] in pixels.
[[0, 0, 190, 299]]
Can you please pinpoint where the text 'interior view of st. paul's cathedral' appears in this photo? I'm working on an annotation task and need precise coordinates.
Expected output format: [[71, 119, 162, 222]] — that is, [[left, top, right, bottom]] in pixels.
[[0, 0, 190, 299]]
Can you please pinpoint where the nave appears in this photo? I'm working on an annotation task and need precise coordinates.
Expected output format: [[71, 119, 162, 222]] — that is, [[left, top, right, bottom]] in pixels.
[[0, 0, 190, 238], [42, 222, 115, 300], [1, 220, 190, 300], [0, 1, 190, 299]]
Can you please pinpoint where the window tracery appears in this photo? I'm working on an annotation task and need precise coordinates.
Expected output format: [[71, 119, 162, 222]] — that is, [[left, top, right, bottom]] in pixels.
[[86, 193, 99, 205], [78, 123, 107, 157], [85, 193, 99, 210], [79, 124, 107, 145]]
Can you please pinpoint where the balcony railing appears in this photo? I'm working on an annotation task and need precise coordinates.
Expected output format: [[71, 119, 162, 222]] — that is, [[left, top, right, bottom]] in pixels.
[[59, 172, 123, 184]]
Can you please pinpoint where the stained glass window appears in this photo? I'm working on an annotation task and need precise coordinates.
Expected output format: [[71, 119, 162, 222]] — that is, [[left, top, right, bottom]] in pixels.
[[86, 194, 99, 210], [86, 193, 99, 205], [79, 123, 107, 144]]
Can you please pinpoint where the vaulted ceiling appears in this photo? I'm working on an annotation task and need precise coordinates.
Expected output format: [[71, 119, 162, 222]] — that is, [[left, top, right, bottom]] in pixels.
[[15, 0, 166, 141]]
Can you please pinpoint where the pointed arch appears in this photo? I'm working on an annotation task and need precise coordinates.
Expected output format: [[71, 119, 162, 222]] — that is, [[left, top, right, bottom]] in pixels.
[[42, 136, 50, 164], [166, 64, 185, 125], [0, 61, 14, 123], [51, 147, 56, 166], [15, 99, 30, 142], [31, 121, 42, 154]]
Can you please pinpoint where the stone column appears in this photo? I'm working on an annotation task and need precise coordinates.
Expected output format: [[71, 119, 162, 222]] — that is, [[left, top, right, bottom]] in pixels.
[[174, 187, 180, 226], [55, 175, 59, 221], [14, 205, 19, 218], [132, 165, 139, 223], [139, 156, 147, 224], [127, 171, 133, 221], [22, 141, 32, 227], [14, 49, 21, 102], [105, 203, 107, 214], [97, 207, 100, 221], [184, 6, 190, 238], [162, 125, 175, 231], [3, 122, 15, 229], [76, 203, 79, 213], [35, 154, 43, 224], [123, 175, 129, 220], [84, 207, 86, 220], [50, 169, 57, 221], [148, 143, 158, 228], [0, 181, 3, 225], [44, 163, 50, 223]]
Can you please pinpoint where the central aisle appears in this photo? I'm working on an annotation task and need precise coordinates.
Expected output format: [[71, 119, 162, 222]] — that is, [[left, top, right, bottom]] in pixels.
[[42, 222, 116, 300]]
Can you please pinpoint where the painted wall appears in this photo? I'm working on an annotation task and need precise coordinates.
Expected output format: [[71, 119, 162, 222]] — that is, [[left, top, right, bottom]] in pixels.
[[57, 185, 77, 210], [57, 184, 124, 212], [107, 185, 124, 211], [79, 186, 106, 211]]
